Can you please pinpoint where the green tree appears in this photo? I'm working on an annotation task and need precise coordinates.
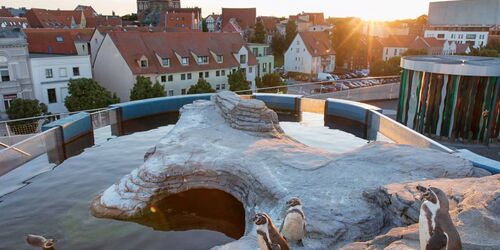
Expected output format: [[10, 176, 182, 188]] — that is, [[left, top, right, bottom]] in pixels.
[[187, 78, 215, 94], [251, 19, 266, 43], [466, 47, 499, 57], [271, 33, 286, 67], [256, 73, 286, 93], [130, 76, 166, 101], [121, 13, 137, 21], [285, 20, 297, 48], [402, 49, 428, 56], [332, 17, 362, 69], [202, 18, 208, 32], [369, 57, 401, 77], [7, 99, 48, 120], [228, 69, 249, 92], [65, 78, 120, 112]]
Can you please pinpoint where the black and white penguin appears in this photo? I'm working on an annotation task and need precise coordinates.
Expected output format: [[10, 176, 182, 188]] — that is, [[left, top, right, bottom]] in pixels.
[[280, 197, 306, 244], [254, 213, 290, 250], [416, 185, 462, 250], [26, 234, 55, 250]]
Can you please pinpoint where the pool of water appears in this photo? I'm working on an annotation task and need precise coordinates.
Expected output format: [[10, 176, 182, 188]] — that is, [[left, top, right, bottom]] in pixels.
[[0, 112, 369, 249]]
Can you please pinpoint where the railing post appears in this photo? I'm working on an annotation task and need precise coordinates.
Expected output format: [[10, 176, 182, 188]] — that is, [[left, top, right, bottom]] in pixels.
[[46, 126, 65, 165]]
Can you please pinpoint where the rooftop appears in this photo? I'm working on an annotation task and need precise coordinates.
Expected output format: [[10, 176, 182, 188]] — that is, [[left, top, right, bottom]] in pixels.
[[401, 55, 500, 76]]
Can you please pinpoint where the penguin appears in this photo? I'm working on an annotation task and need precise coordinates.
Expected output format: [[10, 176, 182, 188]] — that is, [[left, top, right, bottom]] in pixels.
[[254, 213, 290, 250], [280, 197, 306, 244], [416, 185, 462, 250], [26, 234, 55, 250]]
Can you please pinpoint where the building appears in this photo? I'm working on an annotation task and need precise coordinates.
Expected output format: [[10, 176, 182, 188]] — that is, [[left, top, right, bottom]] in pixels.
[[424, 0, 500, 48], [93, 31, 257, 101], [0, 30, 33, 119], [248, 43, 274, 77], [25, 8, 87, 29], [0, 17, 29, 29], [289, 12, 327, 32], [380, 35, 415, 61], [260, 17, 280, 43], [159, 8, 202, 32], [284, 32, 335, 75], [25, 29, 92, 113], [221, 8, 256, 39], [398, 55, 500, 145], [206, 13, 222, 32], [137, 0, 181, 25], [363, 21, 410, 38]]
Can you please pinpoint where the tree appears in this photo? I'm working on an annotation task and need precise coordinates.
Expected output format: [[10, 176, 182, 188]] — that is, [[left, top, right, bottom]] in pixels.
[[228, 69, 249, 92], [65, 78, 120, 112], [130, 76, 166, 101], [402, 49, 428, 56], [369, 57, 401, 77], [187, 78, 215, 94], [202, 18, 208, 32], [251, 19, 266, 43], [256, 73, 286, 93], [285, 20, 297, 48], [466, 47, 499, 57], [332, 17, 362, 69], [7, 99, 48, 120], [121, 13, 137, 21], [271, 33, 286, 67]]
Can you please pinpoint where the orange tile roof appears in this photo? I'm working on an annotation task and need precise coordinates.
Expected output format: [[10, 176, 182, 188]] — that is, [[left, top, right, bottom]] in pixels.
[[26, 8, 84, 28], [409, 37, 444, 50], [24, 28, 77, 55], [299, 32, 335, 57], [0, 17, 29, 28], [108, 31, 257, 75], [68, 28, 95, 42], [0, 8, 13, 17]]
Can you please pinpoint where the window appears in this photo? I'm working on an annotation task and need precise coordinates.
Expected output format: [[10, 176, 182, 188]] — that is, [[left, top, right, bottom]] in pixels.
[[47, 88, 57, 103], [168, 75, 173, 82], [0, 66, 10, 82], [181, 57, 189, 65], [216, 55, 223, 63], [199, 72, 203, 78], [216, 70, 220, 77], [187, 73, 192, 80], [249, 67, 253, 73], [72, 67, 80, 76], [221, 84, 226, 89], [263, 63, 267, 72], [45, 69, 53, 78], [197, 56, 209, 64], [296, 48, 299, 53], [161, 75, 167, 82], [181, 89, 186, 95], [216, 84, 220, 90], [168, 90, 174, 96], [394, 49, 397, 56], [385, 48, 389, 55], [240, 54, 247, 64], [296, 40, 299, 45], [466, 34, 476, 39], [140, 59, 148, 68], [161, 58, 170, 67], [59, 68, 67, 77], [3, 94, 16, 110], [253, 48, 258, 56], [56, 36, 64, 42], [437, 34, 445, 39], [181, 74, 186, 80], [205, 72, 209, 78], [221, 70, 226, 76]]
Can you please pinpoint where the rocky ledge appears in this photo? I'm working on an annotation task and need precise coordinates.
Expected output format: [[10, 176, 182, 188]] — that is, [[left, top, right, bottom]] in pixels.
[[90, 92, 490, 249]]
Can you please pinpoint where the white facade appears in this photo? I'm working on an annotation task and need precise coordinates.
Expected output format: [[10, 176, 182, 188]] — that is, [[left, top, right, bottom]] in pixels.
[[90, 30, 106, 66], [284, 34, 335, 75], [206, 15, 221, 32], [30, 55, 92, 114], [94, 35, 256, 101], [424, 30, 488, 48], [382, 47, 408, 61], [308, 25, 332, 32]]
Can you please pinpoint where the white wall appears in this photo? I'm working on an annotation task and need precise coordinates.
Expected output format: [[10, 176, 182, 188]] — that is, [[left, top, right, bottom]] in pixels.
[[234, 46, 256, 91], [30, 55, 92, 114], [382, 47, 408, 61], [284, 35, 313, 74], [424, 30, 489, 48], [93, 35, 135, 102], [90, 30, 105, 66], [156, 68, 232, 96]]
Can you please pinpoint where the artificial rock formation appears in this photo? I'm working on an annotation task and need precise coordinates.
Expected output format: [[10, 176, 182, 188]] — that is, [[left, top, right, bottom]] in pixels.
[[91, 91, 489, 249], [342, 175, 500, 249]]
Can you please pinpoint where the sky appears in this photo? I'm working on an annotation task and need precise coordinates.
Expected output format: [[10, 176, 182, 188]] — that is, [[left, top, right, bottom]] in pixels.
[[3, 0, 436, 21]]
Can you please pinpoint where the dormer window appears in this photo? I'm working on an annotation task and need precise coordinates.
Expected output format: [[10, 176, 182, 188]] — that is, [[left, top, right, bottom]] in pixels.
[[56, 36, 64, 42], [161, 58, 170, 67], [197, 56, 209, 64], [217, 55, 223, 63], [140, 59, 148, 68], [240, 54, 247, 64], [181, 57, 189, 65]]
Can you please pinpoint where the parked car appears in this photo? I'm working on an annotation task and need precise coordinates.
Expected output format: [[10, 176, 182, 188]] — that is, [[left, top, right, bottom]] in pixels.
[[318, 73, 336, 82]]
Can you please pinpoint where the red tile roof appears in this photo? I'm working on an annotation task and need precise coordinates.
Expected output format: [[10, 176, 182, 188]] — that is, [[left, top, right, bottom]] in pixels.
[[299, 32, 335, 57], [25, 8, 84, 28], [289, 13, 325, 25], [107, 31, 257, 75], [222, 8, 256, 30], [410, 37, 445, 50], [0, 8, 13, 17], [380, 35, 416, 48], [0, 17, 29, 28], [260, 17, 280, 32], [69, 28, 95, 42], [95, 15, 122, 27], [456, 43, 470, 54], [24, 28, 77, 55]]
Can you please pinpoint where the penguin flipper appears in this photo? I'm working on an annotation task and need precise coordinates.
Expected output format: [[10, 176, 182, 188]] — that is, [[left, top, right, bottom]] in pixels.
[[425, 230, 447, 250]]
